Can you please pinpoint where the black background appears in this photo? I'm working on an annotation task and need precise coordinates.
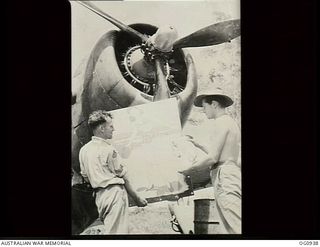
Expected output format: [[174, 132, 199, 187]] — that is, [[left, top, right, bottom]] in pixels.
[[4, 0, 318, 239]]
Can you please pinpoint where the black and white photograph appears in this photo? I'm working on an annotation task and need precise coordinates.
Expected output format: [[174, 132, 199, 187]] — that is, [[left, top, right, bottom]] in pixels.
[[71, 0, 241, 235], [4, 0, 319, 241], [70, 0, 242, 235]]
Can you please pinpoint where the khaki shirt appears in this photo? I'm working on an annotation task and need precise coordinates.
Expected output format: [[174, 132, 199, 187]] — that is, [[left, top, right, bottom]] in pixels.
[[79, 136, 127, 188]]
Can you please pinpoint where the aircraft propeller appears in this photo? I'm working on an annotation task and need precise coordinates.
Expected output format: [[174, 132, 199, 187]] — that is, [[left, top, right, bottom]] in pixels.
[[76, 1, 240, 99]]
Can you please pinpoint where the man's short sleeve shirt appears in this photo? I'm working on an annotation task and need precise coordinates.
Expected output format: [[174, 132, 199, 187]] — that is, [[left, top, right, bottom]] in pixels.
[[79, 136, 127, 188]]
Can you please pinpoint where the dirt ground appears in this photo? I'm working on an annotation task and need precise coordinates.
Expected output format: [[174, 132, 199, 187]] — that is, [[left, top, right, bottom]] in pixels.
[[129, 201, 179, 234]]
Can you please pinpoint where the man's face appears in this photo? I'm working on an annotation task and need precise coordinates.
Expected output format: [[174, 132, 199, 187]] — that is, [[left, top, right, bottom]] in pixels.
[[101, 117, 114, 139], [202, 99, 215, 119]]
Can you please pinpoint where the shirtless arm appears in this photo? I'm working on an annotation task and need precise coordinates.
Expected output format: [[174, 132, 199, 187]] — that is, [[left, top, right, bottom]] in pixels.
[[180, 121, 229, 176]]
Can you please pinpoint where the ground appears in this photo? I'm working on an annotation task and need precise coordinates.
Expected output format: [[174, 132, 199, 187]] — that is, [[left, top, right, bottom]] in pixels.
[[129, 202, 178, 234], [80, 188, 215, 235], [80, 201, 178, 235]]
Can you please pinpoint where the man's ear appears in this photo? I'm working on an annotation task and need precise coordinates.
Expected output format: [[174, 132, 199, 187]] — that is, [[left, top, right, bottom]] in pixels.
[[99, 124, 104, 132]]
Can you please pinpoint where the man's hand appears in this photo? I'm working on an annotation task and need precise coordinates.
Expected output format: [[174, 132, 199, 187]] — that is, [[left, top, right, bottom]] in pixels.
[[134, 195, 148, 207], [185, 135, 209, 154], [178, 167, 194, 177], [184, 134, 193, 139], [187, 138, 198, 147], [185, 135, 198, 146]]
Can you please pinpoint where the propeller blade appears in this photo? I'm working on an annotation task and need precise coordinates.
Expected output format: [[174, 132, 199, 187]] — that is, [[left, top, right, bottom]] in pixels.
[[153, 58, 170, 101], [76, 1, 147, 42], [173, 19, 240, 49]]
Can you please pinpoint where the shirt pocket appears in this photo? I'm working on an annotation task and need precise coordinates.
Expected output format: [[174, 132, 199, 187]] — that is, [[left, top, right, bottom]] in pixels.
[[106, 149, 126, 177]]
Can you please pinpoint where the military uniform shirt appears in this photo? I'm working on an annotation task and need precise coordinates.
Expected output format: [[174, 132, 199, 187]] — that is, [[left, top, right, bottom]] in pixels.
[[79, 136, 127, 188]]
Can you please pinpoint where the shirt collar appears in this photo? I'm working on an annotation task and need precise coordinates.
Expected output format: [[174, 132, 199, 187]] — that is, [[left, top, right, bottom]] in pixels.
[[91, 136, 112, 145]]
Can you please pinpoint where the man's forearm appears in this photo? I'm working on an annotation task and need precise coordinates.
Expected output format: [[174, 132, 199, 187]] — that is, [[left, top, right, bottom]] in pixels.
[[123, 175, 147, 207], [182, 156, 216, 176], [123, 174, 140, 201]]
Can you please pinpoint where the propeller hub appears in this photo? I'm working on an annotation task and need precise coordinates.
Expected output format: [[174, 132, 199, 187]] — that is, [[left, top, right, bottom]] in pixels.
[[146, 25, 178, 52]]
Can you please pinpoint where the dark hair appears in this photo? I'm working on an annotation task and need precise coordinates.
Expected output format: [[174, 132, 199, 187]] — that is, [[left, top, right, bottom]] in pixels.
[[88, 110, 112, 131]]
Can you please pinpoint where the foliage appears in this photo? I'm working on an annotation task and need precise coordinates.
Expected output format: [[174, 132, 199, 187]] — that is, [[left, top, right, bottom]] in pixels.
[[184, 37, 241, 133]]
